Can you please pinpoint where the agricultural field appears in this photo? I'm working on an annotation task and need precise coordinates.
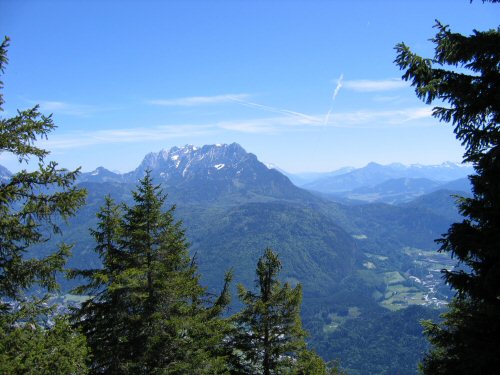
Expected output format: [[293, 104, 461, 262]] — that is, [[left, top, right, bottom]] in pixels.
[[361, 248, 454, 311]]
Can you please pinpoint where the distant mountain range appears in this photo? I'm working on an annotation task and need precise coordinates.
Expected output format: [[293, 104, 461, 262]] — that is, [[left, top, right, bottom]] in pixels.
[[283, 167, 356, 186], [320, 176, 472, 204], [297, 161, 473, 192], [74, 148, 473, 204], [1, 146, 473, 205], [277, 161, 473, 204], [2, 143, 469, 375]]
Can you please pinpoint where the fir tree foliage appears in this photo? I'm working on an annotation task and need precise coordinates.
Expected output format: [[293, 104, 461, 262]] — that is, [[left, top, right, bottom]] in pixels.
[[74, 172, 232, 374], [0, 36, 89, 374], [395, 4, 500, 373], [0, 307, 89, 375], [395, 21, 500, 165], [70, 196, 125, 374], [0, 36, 86, 303], [231, 248, 317, 375]]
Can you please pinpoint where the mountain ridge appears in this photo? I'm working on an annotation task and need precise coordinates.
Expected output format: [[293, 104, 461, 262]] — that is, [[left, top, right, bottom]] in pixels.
[[301, 161, 473, 193], [79, 143, 317, 204]]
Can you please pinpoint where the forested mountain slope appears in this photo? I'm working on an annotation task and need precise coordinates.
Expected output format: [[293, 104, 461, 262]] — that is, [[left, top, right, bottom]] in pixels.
[[10, 143, 463, 374]]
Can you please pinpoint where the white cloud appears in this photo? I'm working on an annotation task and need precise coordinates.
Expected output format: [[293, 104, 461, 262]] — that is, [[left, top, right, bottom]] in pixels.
[[372, 95, 401, 103], [343, 78, 407, 92], [38, 101, 67, 111], [37, 105, 432, 150], [218, 106, 432, 134], [326, 107, 433, 127], [37, 100, 102, 116], [41, 124, 216, 149], [218, 115, 309, 134], [147, 94, 250, 106], [218, 120, 278, 134], [148, 94, 321, 125]]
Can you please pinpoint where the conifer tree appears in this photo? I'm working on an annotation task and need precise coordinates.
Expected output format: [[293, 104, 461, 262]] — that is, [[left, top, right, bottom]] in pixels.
[[0, 36, 89, 373], [74, 173, 232, 374], [0, 312, 89, 374], [70, 196, 127, 374], [394, 3, 500, 373], [0, 35, 86, 308], [230, 248, 311, 375]]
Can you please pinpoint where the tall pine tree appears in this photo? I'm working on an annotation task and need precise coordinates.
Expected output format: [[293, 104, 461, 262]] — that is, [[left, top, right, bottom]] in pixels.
[[0, 36, 86, 309], [0, 36, 89, 373], [74, 172, 232, 374], [70, 196, 127, 374], [230, 248, 321, 375], [394, 2, 500, 373]]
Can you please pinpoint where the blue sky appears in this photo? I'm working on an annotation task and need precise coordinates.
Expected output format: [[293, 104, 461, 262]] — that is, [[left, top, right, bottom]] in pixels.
[[1, 0, 498, 173]]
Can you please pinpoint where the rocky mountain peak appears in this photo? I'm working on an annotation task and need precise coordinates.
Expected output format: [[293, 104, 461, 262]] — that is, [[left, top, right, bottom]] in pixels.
[[76, 143, 315, 203], [114, 143, 311, 203], [137, 143, 249, 173]]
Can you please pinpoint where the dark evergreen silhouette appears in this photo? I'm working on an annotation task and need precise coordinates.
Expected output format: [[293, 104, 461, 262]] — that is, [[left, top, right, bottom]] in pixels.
[[230, 248, 332, 375], [70, 197, 126, 373], [395, 3, 500, 373], [73, 173, 232, 374], [0, 36, 86, 307], [0, 36, 88, 374]]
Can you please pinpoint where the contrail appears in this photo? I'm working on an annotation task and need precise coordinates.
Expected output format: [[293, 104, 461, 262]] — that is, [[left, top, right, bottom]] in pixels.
[[228, 96, 320, 124], [332, 74, 344, 100], [324, 74, 344, 125]]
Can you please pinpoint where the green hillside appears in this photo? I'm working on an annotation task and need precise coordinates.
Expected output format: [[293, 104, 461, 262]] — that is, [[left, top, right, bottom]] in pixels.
[[27, 178, 459, 375]]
